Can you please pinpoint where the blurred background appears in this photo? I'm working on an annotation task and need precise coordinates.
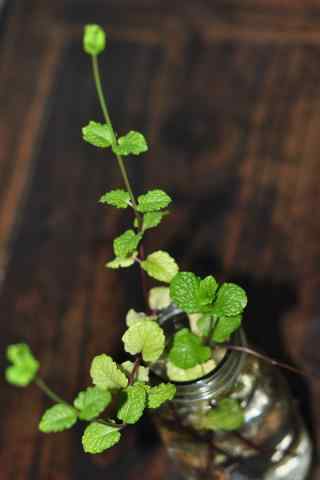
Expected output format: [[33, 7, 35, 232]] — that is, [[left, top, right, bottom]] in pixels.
[[1, 0, 320, 478]]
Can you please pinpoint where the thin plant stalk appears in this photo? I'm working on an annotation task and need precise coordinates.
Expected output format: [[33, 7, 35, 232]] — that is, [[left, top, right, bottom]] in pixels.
[[91, 54, 149, 312]]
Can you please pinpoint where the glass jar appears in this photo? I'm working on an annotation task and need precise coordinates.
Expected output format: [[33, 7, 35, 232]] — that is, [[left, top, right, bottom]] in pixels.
[[151, 306, 312, 480]]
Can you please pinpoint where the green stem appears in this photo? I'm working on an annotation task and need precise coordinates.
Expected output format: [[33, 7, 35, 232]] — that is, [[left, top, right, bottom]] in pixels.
[[91, 55, 140, 219], [91, 53, 150, 312], [35, 377, 68, 405]]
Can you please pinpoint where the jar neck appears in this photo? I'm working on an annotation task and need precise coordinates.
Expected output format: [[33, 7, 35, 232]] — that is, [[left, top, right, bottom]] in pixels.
[[157, 305, 247, 404]]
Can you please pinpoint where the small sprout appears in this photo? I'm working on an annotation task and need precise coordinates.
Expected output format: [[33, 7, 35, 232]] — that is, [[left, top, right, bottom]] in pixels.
[[83, 24, 106, 56], [5, 343, 39, 387]]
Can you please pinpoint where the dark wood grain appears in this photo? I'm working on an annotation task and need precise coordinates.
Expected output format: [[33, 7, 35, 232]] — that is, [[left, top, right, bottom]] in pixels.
[[1, 1, 320, 478]]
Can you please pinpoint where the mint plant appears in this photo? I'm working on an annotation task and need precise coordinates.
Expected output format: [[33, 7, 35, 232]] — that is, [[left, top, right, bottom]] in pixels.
[[4, 24, 250, 454]]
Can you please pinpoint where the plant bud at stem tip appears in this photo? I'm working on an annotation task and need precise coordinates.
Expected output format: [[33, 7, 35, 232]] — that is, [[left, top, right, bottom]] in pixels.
[[83, 24, 106, 56]]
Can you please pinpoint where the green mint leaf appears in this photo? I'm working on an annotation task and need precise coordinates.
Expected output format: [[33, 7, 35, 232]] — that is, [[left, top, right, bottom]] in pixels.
[[106, 253, 137, 269], [147, 383, 176, 409], [141, 251, 178, 283], [39, 404, 77, 433], [137, 190, 172, 213], [83, 24, 106, 56], [166, 359, 216, 382], [82, 422, 121, 453], [82, 121, 112, 148], [90, 354, 128, 390], [168, 328, 211, 369], [213, 283, 247, 317], [99, 189, 130, 209], [197, 314, 215, 337], [212, 314, 242, 343], [142, 211, 167, 232], [200, 398, 244, 432], [148, 287, 171, 310], [198, 276, 218, 306], [113, 230, 142, 258], [5, 343, 39, 387], [170, 272, 200, 313], [117, 383, 146, 424], [122, 320, 165, 363], [114, 131, 148, 156], [74, 387, 112, 421], [121, 361, 149, 383]]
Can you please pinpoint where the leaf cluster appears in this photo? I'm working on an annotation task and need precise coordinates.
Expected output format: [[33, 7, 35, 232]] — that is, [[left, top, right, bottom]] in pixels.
[[170, 272, 247, 344], [34, 343, 175, 454]]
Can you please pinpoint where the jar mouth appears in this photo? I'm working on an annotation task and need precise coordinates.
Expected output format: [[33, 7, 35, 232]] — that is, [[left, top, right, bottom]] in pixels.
[[153, 304, 246, 402]]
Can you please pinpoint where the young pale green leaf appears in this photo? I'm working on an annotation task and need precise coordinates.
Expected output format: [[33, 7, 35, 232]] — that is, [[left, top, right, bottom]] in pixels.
[[141, 251, 178, 283], [99, 189, 130, 209], [147, 383, 176, 409], [117, 383, 146, 424], [166, 359, 216, 382], [200, 398, 244, 432], [114, 131, 148, 156], [212, 315, 242, 343], [106, 254, 137, 269], [197, 314, 215, 337], [122, 320, 165, 363], [142, 211, 167, 232], [82, 422, 121, 453], [5, 343, 39, 387], [121, 361, 149, 383], [39, 404, 77, 433], [83, 24, 106, 55], [213, 283, 247, 317], [197, 276, 218, 306], [170, 272, 200, 313], [137, 190, 172, 213], [126, 309, 154, 327], [82, 121, 113, 148], [113, 230, 142, 258], [148, 287, 171, 310], [188, 313, 202, 335], [168, 328, 211, 369], [90, 354, 128, 390], [74, 387, 112, 421]]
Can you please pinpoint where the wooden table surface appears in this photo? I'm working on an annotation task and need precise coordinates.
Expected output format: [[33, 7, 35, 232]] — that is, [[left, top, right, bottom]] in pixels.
[[1, 1, 320, 478]]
